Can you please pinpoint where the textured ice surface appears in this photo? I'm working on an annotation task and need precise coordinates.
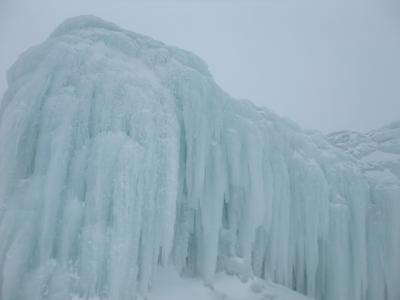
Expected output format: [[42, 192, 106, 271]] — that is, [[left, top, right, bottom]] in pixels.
[[0, 15, 399, 300], [328, 121, 400, 182], [328, 123, 400, 300]]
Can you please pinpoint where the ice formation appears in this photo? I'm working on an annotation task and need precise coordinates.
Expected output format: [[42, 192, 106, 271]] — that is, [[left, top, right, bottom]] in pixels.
[[0, 16, 399, 300]]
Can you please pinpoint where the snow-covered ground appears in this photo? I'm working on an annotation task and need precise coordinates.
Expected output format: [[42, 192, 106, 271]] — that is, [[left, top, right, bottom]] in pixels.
[[148, 269, 313, 300], [71, 270, 313, 300]]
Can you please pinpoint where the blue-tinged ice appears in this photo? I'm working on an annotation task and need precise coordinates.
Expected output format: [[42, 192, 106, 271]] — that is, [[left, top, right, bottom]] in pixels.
[[0, 15, 399, 300]]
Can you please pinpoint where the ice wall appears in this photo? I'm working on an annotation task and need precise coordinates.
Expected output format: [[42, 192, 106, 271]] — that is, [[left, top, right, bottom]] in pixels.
[[328, 124, 400, 300], [0, 16, 398, 300]]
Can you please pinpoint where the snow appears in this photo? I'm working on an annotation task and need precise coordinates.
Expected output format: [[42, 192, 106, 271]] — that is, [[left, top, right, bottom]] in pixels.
[[70, 268, 313, 300], [147, 268, 314, 300], [0, 15, 399, 300]]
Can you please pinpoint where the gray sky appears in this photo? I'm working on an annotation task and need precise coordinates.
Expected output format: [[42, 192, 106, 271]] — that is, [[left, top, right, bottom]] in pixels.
[[1, 0, 399, 133]]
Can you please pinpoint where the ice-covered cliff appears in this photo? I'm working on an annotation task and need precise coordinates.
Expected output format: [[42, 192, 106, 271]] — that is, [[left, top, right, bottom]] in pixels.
[[327, 122, 400, 300], [0, 15, 398, 300]]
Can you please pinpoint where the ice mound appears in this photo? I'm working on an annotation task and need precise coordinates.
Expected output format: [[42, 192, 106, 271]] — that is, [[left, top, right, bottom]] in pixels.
[[0, 15, 399, 300]]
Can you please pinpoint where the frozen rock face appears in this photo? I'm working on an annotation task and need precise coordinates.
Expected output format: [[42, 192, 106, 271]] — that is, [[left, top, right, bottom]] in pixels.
[[0, 15, 398, 300]]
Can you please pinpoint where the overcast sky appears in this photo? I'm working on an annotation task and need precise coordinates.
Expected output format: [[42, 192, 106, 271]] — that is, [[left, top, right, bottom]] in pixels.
[[1, 0, 399, 133]]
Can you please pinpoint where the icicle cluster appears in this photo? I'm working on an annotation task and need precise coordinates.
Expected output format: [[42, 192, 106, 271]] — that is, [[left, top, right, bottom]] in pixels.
[[0, 16, 399, 300]]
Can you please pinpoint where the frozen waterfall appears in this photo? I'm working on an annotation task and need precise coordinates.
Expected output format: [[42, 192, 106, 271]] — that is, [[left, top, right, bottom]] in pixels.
[[0, 16, 399, 300]]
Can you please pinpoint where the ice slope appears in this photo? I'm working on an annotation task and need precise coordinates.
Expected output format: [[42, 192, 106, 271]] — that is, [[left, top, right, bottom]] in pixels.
[[0, 15, 398, 300]]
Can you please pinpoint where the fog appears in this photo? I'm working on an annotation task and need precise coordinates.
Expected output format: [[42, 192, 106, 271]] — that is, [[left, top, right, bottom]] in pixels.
[[1, 0, 399, 132]]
